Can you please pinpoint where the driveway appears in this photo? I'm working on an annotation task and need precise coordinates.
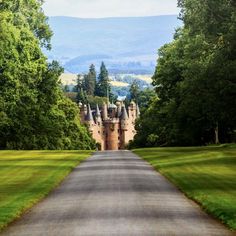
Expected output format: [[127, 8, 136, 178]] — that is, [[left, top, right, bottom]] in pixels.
[[1, 151, 233, 236]]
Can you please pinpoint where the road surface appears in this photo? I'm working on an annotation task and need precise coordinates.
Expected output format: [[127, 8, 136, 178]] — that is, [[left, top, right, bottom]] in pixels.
[[1, 151, 233, 236]]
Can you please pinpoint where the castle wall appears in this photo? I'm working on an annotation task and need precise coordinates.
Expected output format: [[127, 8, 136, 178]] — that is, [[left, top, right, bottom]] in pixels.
[[92, 125, 105, 151], [123, 104, 137, 146]]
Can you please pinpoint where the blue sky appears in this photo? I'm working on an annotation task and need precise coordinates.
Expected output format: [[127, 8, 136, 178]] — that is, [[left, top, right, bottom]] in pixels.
[[43, 0, 179, 18]]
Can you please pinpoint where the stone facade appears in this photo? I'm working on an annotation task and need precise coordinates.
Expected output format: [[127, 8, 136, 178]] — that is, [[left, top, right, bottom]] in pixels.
[[80, 102, 140, 150]]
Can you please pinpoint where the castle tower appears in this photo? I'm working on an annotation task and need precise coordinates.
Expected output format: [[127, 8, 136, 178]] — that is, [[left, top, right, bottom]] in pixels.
[[120, 106, 129, 131], [116, 102, 122, 118], [102, 102, 108, 120], [79, 104, 87, 123], [128, 101, 137, 122], [93, 104, 104, 151], [120, 106, 129, 149], [104, 119, 120, 150], [95, 104, 102, 125], [85, 104, 94, 133], [108, 103, 117, 118]]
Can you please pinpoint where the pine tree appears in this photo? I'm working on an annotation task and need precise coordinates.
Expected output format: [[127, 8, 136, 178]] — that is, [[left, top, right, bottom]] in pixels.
[[129, 80, 140, 103], [84, 64, 96, 96], [95, 62, 111, 98]]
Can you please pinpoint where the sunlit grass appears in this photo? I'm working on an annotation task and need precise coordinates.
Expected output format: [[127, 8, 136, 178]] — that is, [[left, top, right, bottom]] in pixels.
[[0, 151, 92, 231], [133, 145, 236, 230]]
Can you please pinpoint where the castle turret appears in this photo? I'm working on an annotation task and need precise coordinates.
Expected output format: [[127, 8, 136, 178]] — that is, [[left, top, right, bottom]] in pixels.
[[102, 102, 108, 120], [95, 104, 102, 125], [85, 104, 95, 133], [117, 102, 122, 118], [79, 104, 87, 123], [108, 103, 117, 118], [120, 106, 129, 131], [85, 104, 93, 121], [128, 101, 137, 121]]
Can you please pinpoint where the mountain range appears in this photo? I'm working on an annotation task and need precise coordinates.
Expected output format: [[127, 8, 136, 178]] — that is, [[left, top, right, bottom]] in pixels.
[[45, 15, 181, 74]]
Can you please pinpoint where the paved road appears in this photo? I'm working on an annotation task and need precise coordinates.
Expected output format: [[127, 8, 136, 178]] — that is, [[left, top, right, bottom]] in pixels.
[[1, 151, 233, 236]]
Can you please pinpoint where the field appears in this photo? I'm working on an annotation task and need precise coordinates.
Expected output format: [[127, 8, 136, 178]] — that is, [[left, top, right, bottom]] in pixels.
[[0, 151, 92, 231], [133, 145, 236, 230], [59, 73, 152, 88], [110, 81, 129, 87]]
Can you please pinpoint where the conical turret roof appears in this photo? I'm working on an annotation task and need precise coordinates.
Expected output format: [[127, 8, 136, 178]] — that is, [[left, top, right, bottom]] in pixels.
[[117, 103, 122, 117], [85, 104, 93, 122], [120, 106, 129, 120], [95, 104, 101, 117]]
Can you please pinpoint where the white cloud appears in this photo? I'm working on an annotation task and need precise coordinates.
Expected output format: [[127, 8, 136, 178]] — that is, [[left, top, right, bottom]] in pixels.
[[42, 0, 179, 18]]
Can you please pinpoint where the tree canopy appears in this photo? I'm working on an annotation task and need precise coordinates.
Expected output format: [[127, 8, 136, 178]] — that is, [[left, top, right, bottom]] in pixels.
[[0, 0, 95, 150], [132, 0, 236, 147]]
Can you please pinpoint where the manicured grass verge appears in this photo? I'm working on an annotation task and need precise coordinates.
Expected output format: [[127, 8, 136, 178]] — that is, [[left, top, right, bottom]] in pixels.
[[0, 150, 92, 231], [133, 145, 236, 230]]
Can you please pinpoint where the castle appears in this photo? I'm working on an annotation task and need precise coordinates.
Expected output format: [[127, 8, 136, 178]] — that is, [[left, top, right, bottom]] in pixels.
[[80, 102, 140, 150]]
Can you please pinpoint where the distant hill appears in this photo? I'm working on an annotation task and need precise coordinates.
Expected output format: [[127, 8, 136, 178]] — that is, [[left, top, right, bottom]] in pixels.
[[45, 15, 182, 74]]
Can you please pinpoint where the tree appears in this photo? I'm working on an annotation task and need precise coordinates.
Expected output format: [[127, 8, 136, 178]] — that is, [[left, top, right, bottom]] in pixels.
[[129, 80, 140, 103], [95, 62, 111, 98], [83, 64, 96, 96], [0, 0, 95, 150], [63, 85, 70, 92], [132, 0, 236, 147]]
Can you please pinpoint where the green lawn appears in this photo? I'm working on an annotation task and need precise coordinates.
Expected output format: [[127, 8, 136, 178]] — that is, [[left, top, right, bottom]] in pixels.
[[0, 150, 92, 231], [133, 144, 236, 230]]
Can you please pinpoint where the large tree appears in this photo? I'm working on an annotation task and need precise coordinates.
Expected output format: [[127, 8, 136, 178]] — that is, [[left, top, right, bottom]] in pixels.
[[132, 0, 236, 147], [129, 80, 140, 103], [83, 64, 96, 96], [0, 0, 95, 149], [95, 62, 111, 98]]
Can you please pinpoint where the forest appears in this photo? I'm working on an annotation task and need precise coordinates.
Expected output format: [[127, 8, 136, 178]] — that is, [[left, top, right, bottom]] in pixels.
[[131, 0, 236, 147]]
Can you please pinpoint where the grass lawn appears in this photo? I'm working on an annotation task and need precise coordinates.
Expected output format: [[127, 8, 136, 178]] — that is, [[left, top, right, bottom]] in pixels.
[[0, 150, 92, 231], [133, 144, 236, 230]]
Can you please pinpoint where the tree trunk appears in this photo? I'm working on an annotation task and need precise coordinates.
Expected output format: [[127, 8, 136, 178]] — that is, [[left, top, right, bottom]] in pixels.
[[215, 123, 220, 144]]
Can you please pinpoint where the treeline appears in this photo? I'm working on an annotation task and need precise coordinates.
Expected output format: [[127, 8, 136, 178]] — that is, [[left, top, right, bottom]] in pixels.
[[76, 63, 113, 103], [132, 0, 236, 147], [67, 64, 155, 109], [0, 0, 95, 150]]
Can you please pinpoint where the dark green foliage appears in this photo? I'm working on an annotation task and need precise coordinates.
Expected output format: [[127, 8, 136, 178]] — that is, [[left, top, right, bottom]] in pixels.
[[129, 80, 140, 103], [83, 64, 96, 96], [132, 0, 236, 147], [137, 88, 156, 109], [126, 84, 155, 109], [75, 63, 115, 105], [87, 96, 108, 109], [0, 0, 95, 150], [95, 62, 111, 98], [63, 85, 70, 92]]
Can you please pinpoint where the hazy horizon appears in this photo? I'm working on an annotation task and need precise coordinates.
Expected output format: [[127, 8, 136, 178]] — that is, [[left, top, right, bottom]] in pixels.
[[48, 14, 179, 19], [43, 0, 180, 18]]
